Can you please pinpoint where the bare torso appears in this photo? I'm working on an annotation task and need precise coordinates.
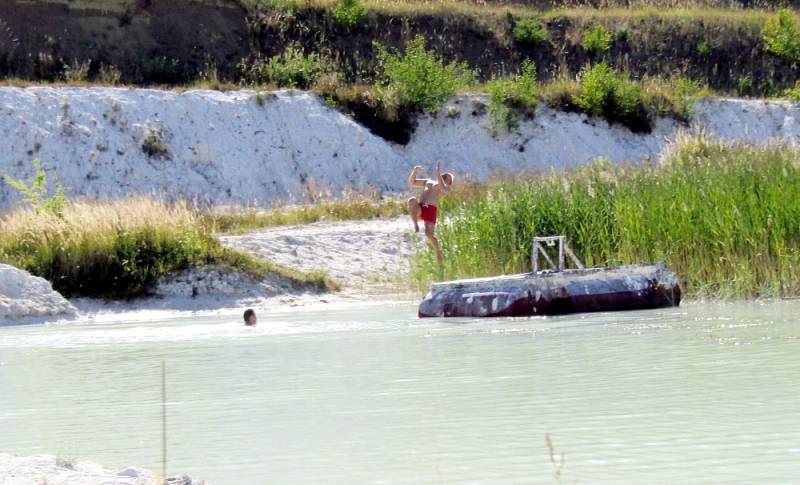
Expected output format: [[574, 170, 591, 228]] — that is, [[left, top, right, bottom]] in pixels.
[[419, 180, 444, 206]]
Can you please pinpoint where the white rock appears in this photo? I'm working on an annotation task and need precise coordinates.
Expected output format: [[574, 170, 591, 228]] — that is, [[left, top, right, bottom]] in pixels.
[[0, 88, 797, 209], [0, 453, 159, 485], [0, 264, 76, 321]]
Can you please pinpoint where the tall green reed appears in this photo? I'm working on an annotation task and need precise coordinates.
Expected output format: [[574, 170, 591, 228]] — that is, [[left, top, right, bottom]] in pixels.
[[413, 135, 800, 299]]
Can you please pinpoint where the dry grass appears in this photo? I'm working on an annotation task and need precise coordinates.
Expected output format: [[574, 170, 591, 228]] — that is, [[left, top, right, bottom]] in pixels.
[[0, 197, 338, 297]]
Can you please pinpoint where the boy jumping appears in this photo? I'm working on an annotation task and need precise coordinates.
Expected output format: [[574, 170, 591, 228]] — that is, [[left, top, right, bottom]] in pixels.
[[407, 160, 454, 264]]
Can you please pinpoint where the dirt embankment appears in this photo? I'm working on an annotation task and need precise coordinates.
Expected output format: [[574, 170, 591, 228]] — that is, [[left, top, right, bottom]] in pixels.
[[1, 0, 798, 94], [0, 0, 249, 82]]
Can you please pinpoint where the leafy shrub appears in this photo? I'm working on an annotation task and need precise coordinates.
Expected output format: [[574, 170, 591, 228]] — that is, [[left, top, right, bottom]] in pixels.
[[238, 46, 327, 89], [697, 38, 711, 57], [2, 159, 66, 216], [62, 59, 91, 84], [98, 64, 122, 85], [375, 35, 475, 114], [786, 81, 800, 102], [574, 61, 648, 131], [582, 25, 613, 55], [513, 17, 548, 45], [763, 8, 800, 63], [142, 129, 170, 159], [616, 23, 630, 43], [737, 74, 755, 96], [487, 60, 538, 134], [332, 0, 366, 29]]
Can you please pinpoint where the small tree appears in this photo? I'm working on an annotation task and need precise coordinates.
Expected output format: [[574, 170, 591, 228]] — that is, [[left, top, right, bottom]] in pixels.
[[763, 8, 800, 63], [375, 35, 475, 114], [332, 0, 366, 29], [582, 25, 613, 55], [2, 159, 66, 215]]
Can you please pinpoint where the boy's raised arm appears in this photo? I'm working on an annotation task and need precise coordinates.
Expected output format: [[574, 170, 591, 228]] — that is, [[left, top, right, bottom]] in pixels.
[[409, 165, 425, 188], [436, 160, 451, 193]]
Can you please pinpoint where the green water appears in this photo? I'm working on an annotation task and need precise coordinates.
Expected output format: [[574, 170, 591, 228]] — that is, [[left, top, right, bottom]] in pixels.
[[1, 300, 799, 484]]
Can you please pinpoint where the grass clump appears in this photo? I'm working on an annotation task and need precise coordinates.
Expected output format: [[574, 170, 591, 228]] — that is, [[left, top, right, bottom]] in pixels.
[[375, 35, 475, 115], [513, 17, 549, 45], [62, 59, 91, 84], [332, 0, 367, 29], [238, 46, 328, 89], [763, 8, 800, 63], [487, 59, 538, 134], [582, 25, 613, 55], [0, 195, 339, 298], [412, 136, 800, 299]]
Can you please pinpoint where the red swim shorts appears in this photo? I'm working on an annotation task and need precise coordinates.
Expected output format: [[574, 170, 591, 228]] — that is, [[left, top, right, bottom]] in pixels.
[[419, 204, 438, 224]]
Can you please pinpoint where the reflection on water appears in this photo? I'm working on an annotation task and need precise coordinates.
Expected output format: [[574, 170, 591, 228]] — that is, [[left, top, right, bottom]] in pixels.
[[1, 301, 799, 484]]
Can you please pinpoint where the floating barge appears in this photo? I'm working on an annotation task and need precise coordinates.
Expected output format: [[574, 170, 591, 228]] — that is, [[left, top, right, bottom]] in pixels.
[[419, 236, 683, 318], [418, 263, 682, 318]]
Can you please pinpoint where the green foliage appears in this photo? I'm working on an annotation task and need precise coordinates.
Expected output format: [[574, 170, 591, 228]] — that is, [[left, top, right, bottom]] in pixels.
[[697, 38, 711, 57], [574, 61, 645, 129], [0, 198, 338, 298], [513, 17, 548, 45], [332, 0, 367, 29], [616, 23, 630, 43], [487, 60, 538, 134], [237, 46, 327, 89], [62, 59, 91, 84], [737, 74, 755, 96], [787, 81, 800, 102], [763, 8, 800, 63], [582, 25, 613, 55], [2, 159, 66, 216], [412, 138, 800, 299], [375, 35, 475, 114], [98, 64, 122, 85]]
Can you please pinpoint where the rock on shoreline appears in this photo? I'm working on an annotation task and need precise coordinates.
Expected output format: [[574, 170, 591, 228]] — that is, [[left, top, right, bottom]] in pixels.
[[0, 453, 195, 485], [0, 264, 76, 321]]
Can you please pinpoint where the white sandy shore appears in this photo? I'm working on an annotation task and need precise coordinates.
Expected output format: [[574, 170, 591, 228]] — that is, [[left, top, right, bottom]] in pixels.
[[219, 217, 424, 293], [72, 217, 423, 323]]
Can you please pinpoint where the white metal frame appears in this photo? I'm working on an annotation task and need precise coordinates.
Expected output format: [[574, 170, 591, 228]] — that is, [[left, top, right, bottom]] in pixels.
[[531, 235, 584, 272]]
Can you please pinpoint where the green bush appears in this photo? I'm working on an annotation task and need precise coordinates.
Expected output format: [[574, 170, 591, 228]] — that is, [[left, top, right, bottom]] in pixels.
[[763, 8, 800, 63], [574, 62, 650, 131], [737, 74, 755, 96], [2, 159, 66, 216], [786, 81, 800, 102], [513, 17, 548, 45], [487, 60, 537, 134], [375, 35, 475, 114], [62, 59, 91, 84], [332, 0, 366, 29], [616, 23, 630, 43], [237, 46, 327, 89], [582, 25, 613, 55], [697, 38, 711, 57]]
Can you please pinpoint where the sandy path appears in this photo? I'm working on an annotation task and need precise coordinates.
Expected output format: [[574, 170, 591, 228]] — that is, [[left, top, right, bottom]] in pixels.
[[219, 217, 424, 292]]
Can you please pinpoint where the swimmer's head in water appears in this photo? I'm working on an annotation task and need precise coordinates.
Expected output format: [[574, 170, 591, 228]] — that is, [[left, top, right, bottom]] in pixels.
[[442, 172, 454, 187], [243, 308, 256, 326]]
